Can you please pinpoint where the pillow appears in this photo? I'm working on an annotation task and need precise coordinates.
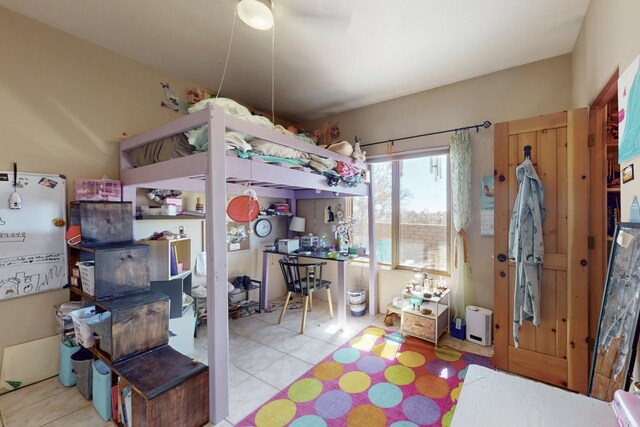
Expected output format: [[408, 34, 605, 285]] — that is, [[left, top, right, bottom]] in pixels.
[[129, 134, 195, 167], [326, 141, 354, 157]]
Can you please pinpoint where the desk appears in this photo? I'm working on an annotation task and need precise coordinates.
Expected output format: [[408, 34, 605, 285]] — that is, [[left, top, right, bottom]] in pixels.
[[451, 365, 615, 427], [261, 249, 363, 330]]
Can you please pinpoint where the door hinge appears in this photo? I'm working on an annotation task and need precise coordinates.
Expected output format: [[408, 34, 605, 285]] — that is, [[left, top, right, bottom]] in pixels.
[[588, 236, 595, 249], [588, 134, 596, 147]]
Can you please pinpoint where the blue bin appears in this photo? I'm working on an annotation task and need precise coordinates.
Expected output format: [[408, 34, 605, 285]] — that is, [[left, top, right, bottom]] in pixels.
[[92, 360, 112, 421], [451, 317, 466, 341], [59, 340, 81, 386]]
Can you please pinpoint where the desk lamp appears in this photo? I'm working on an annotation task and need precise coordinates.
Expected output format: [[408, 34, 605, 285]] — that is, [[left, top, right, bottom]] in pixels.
[[289, 216, 305, 237]]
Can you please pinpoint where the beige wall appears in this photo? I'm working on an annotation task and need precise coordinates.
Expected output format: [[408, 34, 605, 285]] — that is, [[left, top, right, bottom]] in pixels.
[[0, 6, 204, 384], [302, 54, 573, 313], [572, 0, 640, 221]]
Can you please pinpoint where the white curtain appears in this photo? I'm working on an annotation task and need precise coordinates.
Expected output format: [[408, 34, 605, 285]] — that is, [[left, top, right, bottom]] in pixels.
[[450, 130, 472, 319]]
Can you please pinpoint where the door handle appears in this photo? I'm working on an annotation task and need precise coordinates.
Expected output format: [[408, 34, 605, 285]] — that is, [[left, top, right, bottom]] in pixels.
[[497, 253, 507, 263]]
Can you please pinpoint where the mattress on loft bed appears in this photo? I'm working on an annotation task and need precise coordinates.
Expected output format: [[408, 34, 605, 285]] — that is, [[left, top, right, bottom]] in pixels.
[[126, 98, 364, 187], [127, 131, 312, 168]]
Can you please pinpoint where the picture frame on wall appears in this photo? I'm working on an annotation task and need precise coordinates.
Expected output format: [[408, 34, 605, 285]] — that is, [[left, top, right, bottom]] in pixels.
[[622, 164, 634, 184], [226, 221, 250, 252]]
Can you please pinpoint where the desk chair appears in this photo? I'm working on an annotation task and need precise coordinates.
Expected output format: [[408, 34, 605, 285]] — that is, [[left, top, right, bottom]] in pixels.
[[278, 258, 334, 333]]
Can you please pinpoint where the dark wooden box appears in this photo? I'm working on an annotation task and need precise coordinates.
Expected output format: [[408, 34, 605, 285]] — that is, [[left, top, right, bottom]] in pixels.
[[89, 243, 150, 299], [114, 345, 208, 427], [70, 201, 134, 246], [98, 291, 169, 362]]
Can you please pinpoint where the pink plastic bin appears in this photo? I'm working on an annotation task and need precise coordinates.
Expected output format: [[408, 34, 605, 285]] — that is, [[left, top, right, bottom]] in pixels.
[[74, 179, 121, 202]]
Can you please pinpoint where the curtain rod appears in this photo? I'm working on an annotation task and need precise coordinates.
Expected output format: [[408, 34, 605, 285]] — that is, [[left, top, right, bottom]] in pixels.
[[360, 120, 492, 148]]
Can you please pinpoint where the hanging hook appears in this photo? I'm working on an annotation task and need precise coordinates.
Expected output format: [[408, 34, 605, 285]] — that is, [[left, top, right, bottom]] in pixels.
[[523, 145, 532, 160]]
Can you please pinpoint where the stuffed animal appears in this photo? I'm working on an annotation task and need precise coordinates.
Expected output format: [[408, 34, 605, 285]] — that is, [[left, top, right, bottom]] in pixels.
[[146, 189, 182, 203], [352, 141, 367, 164]]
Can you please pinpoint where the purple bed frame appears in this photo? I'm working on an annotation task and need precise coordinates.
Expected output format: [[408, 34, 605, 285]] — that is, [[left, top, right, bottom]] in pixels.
[[120, 104, 378, 423]]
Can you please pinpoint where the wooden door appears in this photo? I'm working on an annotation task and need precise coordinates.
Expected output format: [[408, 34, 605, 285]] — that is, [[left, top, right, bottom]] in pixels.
[[494, 109, 589, 393]]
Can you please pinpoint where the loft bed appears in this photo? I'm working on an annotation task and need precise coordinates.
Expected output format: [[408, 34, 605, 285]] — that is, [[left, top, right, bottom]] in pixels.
[[119, 103, 378, 424]]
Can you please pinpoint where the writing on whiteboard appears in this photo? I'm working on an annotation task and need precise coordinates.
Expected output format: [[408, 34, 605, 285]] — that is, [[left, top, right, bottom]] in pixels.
[[0, 232, 27, 243], [0, 253, 63, 268], [0, 265, 65, 298]]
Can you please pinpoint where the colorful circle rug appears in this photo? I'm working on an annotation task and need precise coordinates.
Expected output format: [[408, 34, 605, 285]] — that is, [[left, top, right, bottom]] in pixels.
[[237, 328, 494, 426]]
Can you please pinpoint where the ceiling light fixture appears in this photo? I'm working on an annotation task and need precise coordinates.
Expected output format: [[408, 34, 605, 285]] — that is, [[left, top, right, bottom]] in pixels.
[[237, 0, 274, 30]]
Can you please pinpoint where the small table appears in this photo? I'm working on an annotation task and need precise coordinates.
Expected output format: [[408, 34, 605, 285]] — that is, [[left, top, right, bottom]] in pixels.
[[400, 288, 450, 346], [451, 365, 616, 427], [262, 249, 364, 330]]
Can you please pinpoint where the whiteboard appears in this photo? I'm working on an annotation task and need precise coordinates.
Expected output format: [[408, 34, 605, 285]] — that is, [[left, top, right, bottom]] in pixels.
[[0, 171, 67, 301]]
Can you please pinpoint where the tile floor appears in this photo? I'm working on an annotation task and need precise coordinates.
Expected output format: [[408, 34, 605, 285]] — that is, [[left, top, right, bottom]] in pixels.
[[0, 297, 492, 427]]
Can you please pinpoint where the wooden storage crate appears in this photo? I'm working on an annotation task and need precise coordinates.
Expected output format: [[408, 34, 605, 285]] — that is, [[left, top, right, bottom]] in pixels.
[[98, 291, 169, 362], [70, 201, 134, 246], [114, 345, 208, 427], [78, 243, 150, 299]]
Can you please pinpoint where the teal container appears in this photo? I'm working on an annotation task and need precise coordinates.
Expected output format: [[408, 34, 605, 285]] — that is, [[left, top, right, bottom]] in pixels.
[[92, 360, 112, 421], [59, 340, 80, 386]]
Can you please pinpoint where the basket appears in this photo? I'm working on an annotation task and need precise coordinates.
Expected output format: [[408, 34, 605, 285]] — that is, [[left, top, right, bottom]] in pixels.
[[69, 306, 98, 348], [350, 303, 366, 317], [348, 289, 366, 305], [74, 178, 121, 202], [76, 261, 95, 295]]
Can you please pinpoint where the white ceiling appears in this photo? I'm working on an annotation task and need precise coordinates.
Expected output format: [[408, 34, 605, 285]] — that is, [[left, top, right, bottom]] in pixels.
[[0, 0, 590, 122]]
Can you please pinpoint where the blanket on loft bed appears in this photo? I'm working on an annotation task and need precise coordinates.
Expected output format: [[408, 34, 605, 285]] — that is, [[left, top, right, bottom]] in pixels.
[[128, 98, 364, 187]]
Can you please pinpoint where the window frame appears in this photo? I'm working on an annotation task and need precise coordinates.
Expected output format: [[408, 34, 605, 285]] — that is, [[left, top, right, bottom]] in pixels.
[[350, 147, 451, 275]]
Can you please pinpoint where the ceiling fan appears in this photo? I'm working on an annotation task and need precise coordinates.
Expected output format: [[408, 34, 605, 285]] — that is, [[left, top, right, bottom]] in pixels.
[[236, 0, 353, 31]]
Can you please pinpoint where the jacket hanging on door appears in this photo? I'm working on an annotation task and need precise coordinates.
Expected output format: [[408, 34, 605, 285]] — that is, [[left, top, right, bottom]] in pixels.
[[508, 158, 545, 347]]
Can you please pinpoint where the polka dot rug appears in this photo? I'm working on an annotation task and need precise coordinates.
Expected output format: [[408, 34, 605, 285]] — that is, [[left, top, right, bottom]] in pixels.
[[236, 327, 494, 426]]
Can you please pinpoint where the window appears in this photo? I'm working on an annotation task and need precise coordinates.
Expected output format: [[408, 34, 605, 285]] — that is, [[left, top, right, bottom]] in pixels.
[[351, 152, 450, 273]]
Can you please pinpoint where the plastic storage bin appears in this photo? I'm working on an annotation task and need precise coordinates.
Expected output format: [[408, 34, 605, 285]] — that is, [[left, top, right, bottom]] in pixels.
[[69, 306, 97, 348], [451, 317, 466, 341], [92, 360, 112, 420], [75, 178, 121, 202], [59, 340, 81, 386], [85, 312, 112, 355], [71, 347, 93, 399], [76, 261, 95, 295]]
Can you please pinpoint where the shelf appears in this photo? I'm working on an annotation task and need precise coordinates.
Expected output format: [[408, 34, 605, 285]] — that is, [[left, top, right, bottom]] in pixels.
[[68, 242, 149, 252], [136, 214, 204, 220], [401, 288, 450, 304], [258, 214, 293, 218], [402, 303, 449, 320], [70, 285, 96, 302], [170, 270, 192, 281], [88, 345, 113, 367], [607, 188, 621, 193]]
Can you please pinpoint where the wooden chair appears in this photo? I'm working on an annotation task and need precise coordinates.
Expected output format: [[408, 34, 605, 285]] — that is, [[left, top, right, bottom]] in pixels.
[[278, 258, 334, 333]]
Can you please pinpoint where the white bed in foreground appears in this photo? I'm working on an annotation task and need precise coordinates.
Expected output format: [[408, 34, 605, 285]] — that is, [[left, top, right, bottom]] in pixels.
[[451, 365, 615, 427]]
